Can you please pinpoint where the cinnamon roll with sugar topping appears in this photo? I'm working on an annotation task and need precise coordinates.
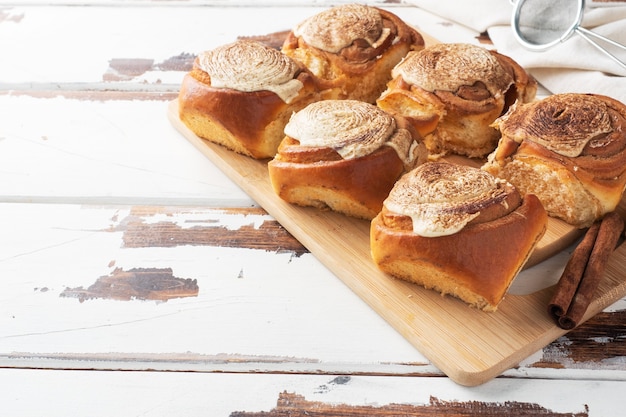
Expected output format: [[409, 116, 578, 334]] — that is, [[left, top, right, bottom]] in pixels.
[[483, 93, 626, 228], [371, 162, 547, 311], [376, 43, 536, 158], [282, 4, 424, 104], [178, 40, 324, 159], [268, 100, 427, 220]]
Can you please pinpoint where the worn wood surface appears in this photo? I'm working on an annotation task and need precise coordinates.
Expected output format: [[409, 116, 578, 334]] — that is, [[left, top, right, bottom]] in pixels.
[[1, 0, 626, 414]]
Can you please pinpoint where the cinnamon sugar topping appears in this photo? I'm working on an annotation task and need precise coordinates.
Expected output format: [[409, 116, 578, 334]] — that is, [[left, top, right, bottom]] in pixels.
[[496, 93, 615, 157], [385, 163, 512, 237], [197, 40, 303, 103], [284, 100, 416, 165], [293, 4, 391, 53], [392, 43, 513, 97]]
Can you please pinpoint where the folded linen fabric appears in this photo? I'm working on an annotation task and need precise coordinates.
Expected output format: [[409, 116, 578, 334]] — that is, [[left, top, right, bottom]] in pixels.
[[409, 0, 626, 102]]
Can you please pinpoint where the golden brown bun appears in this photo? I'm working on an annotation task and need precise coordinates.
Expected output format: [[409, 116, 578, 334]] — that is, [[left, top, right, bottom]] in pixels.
[[282, 4, 424, 104], [376, 43, 537, 158], [268, 100, 427, 220], [370, 162, 547, 311], [178, 40, 324, 159], [483, 93, 626, 228]]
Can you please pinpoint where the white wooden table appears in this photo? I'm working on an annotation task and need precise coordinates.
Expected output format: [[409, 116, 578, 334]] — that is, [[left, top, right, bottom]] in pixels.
[[1, 1, 625, 415]]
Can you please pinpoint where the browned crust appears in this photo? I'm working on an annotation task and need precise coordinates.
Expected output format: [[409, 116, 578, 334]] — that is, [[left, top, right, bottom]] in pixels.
[[268, 142, 406, 220], [376, 45, 536, 158], [376, 76, 445, 137], [283, 8, 423, 74], [282, 7, 424, 103], [178, 65, 322, 159], [485, 93, 626, 227], [370, 194, 547, 310]]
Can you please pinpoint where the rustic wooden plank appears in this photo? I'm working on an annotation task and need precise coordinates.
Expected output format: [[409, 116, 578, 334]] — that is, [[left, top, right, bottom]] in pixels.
[[0, 95, 253, 205], [533, 308, 626, 368], [1, 202, 624, 378], [119, 206, 307, 254], [0, 203, 430, 372], [232, 391, 589, 417], [3, 368, 625, 416], [1, 89, 180, 100]]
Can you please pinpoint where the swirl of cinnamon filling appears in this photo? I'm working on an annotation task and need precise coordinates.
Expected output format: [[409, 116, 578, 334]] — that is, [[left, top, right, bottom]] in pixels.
[[393, 43, 513, 100], [197, 40, 304, 103], [284, 100, 419, 166], [496, 93, 626, 180], [384, 162, 521, 237], [293, 4, 391, 55]]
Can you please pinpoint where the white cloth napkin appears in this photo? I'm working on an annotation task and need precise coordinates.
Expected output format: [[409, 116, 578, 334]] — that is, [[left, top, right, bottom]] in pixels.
[[409, 0, 626, 102]]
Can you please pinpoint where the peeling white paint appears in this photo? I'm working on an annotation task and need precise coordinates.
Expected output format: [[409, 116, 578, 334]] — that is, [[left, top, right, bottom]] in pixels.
[[604, 298, 626, 313], [137, 209, 270, 230]]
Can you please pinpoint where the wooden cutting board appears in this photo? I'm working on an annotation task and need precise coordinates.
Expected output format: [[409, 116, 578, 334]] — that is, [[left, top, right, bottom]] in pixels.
[[167, 99, 626, 386]]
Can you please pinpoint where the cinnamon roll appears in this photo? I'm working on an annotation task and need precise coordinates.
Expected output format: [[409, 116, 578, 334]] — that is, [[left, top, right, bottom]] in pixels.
[[370, 162, 547, 311], [178, 40, 324, 159], [483, 93, 626, 228], [281, 4, 424, 104], [376, 43, 537, 158], [268, 100, 427, 220]]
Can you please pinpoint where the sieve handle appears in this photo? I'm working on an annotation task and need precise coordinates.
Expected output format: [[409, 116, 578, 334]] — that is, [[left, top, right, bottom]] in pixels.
[[576, 26, 626, 71]]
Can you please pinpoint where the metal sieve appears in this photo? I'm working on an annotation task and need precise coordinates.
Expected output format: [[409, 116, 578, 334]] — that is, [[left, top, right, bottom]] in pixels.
[[511, 0, 626, 70]]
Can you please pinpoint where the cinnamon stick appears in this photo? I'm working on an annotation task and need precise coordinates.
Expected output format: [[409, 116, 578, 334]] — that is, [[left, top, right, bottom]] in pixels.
[[552, 212, 624, 330], [548, 221, 600, 319]]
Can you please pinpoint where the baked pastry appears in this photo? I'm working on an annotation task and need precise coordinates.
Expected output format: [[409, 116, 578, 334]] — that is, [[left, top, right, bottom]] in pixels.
[[178, 40, 324, 159], [483, 93, 626, 228], [376, 43, 537, 158], [268, 100, 427, 220], [281, 4, 424, 104], [371, 162, 547, 311]]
